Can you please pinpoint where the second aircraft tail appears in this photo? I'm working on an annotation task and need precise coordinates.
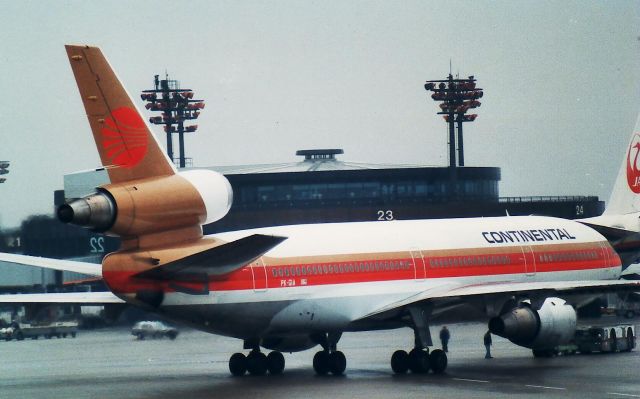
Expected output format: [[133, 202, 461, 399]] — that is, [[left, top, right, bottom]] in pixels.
[[602, 113, 640, 216]]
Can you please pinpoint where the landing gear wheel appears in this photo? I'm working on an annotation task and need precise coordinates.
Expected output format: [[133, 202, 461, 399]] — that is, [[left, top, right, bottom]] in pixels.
[[267, 351, 285, 375], [313, 350, 330, 375], [408, 348, 430, 373], [391, 350, 409, 374], [229, 352, 247, 376], [328, 351, 346, 376], [246, 351, 268, 376], [429, 349, 447, 374], [532, 349, 554, 358]]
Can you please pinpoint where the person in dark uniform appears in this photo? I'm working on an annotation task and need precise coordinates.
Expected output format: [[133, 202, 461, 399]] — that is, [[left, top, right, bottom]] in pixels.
[[484, 330, 493, 358], [439, 326, 450, 352]]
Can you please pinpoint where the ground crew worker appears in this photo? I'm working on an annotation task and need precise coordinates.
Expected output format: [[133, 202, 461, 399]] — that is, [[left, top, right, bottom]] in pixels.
[[484, 330, 493, 358], [439, 326, 450, 352]]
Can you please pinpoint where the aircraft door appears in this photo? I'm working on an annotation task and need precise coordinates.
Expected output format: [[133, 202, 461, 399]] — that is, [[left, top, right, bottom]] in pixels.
[[251, 258, 268, 292], [521, 246, 536, 276], [410, 249, 426, 280]]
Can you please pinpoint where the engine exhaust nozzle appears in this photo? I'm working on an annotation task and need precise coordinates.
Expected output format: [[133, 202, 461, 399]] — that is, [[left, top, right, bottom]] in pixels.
[[57, 192, 116, 232]]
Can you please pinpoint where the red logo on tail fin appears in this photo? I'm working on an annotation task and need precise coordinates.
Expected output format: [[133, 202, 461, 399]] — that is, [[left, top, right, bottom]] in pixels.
[[626, 133, 640, 193], [101, 107, 148, 168]]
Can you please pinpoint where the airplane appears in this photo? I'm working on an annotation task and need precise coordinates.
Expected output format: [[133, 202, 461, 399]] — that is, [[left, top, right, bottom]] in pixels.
[[1, 44, 640, 377]]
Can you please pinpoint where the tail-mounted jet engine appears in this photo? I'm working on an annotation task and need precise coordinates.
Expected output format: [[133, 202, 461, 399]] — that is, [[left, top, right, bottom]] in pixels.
[[488, 297, 576, 350], [57, 170, 233, 238]]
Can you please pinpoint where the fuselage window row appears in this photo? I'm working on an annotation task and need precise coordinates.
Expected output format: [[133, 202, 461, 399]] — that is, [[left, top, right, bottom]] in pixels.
[[269, 260, 412, 279]]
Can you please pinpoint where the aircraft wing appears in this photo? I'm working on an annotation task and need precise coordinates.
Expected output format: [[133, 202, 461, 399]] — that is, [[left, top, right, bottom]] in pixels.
[[357, 279, 640, 321], [0, 252, 102, 277], [0, 291, 124, 303]]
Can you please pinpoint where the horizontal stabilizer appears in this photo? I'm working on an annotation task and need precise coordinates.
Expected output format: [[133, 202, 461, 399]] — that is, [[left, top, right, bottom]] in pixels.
[[0, 252, 102, 277], [133, 234, 287, 281], [0, 291, 124, 303]]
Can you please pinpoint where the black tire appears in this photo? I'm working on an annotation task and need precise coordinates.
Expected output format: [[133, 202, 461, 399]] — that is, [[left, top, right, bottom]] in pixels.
[[62, 333, 67, 338], [429, 349, 447, 374], [229, 353, 247, 376], [138, 334, 145, 340], [328, 351, 347, 376], [71, 332, 77, 338], [627, 328, 634, 351], [167, 332, 177, 340], [313, 351, 330, 375], [246, 351, 267, 376], [391, 350, 409, 374], [532, 349, 553, 358], [267, 351, 285, 375], [16, 331, 24, 341], [408, 348, 429, 373], [611, 329, 618, 352]]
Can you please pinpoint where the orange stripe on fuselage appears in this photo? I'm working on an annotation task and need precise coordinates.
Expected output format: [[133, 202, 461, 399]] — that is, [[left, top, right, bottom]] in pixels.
[[102, 242, 621, 295]]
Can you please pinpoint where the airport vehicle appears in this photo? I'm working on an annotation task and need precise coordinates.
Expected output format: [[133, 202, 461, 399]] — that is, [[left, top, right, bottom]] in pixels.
[[575, 325, 635, 353], [552, 324, 635, 356], [1, 45, 640, 377], [132, 321, 178, 340], [1, 320, 78, 341]]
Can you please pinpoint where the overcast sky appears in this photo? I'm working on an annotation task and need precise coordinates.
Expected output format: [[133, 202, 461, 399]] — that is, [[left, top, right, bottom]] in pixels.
[[0, 1, 639, 228]]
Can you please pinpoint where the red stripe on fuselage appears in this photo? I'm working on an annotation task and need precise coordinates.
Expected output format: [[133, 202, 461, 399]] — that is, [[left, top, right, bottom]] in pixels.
[[102, 242, 621, 294]]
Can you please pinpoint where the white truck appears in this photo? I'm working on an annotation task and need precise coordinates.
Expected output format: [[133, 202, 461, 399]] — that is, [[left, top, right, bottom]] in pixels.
[[0, 321, 79, 341]]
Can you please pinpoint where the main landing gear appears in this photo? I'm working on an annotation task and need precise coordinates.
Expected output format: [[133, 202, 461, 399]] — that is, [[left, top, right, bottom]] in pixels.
[[391, 307, 447, 375], [390, 347, 447, 374], [229, 347, 285, 376], [312, 332, 347, 376]]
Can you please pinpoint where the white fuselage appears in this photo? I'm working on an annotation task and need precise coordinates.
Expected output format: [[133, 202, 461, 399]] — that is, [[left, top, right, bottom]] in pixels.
[[149, 216, 621, 341]]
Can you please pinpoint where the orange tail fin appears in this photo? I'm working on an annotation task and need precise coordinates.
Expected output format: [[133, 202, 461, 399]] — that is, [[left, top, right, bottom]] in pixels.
[[65, 45, 175, 184]]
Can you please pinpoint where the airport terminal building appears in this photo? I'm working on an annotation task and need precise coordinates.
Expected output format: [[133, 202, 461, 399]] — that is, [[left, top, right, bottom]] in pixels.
[[0, 148, 603, 290]]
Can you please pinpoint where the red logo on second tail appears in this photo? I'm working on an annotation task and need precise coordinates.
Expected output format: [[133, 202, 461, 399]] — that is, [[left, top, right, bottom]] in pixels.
[[626, 133, 640, 193], [101, 107, 148, 168]]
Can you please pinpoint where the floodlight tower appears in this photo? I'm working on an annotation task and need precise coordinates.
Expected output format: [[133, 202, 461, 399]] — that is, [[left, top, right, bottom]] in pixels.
[[0, 161, 9, 184], [424, 75, 483, 167], [141, 74, 204, 168]]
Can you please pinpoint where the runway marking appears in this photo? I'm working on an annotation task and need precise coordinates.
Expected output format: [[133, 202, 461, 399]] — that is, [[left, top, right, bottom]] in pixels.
[[453, 378, 490, 383], [608, 393, 640, 398], [525, 384, 566, 390]]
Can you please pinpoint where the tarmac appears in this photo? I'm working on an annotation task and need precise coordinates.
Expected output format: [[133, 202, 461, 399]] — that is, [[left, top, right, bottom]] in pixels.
[[1, 319, 639, 399]]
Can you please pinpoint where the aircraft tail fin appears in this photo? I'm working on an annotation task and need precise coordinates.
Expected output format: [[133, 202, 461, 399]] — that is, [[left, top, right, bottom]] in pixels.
[[65, 45, 175, 184], [603, 112, 640, 215]]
